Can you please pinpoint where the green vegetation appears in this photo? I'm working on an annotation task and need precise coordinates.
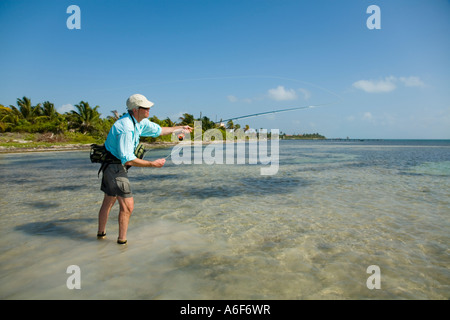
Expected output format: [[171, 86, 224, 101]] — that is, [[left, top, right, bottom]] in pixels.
[[281, 133, 326, 140], [1, 96, 325, 150]]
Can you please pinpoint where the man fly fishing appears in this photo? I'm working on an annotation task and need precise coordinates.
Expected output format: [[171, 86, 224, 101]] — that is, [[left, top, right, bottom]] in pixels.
[[96, 94, 192, 244]]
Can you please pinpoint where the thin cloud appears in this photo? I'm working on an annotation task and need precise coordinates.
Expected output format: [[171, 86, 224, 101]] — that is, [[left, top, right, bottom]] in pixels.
[[353, 77, 397, 93], [399, 76, 426, 87], [267, 85, 298, 101], [227, 95, 238, 102], [228, 85, 310, 104], [58, 104, 75, 114], [353, 76, 426, 93]]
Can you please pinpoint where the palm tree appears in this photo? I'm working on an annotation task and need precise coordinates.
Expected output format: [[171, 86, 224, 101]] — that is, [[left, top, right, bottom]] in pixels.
[[179, 113, 194, 126], [42, 101, 58, 120], [70, 101, 101, 134], [12, 96, 42, 123], [1, 105, 21, 126], [0, 105, 13, 131], [0, 105, 11, 121], [201, 116, 215, 130], [164, 117, 175, 127]]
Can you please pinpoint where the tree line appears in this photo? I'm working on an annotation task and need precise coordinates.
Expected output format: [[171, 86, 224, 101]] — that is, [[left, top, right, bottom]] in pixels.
[[0, 96, 250, 143]]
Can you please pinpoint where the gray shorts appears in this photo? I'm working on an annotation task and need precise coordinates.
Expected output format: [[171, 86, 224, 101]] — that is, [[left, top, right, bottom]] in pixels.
[[101, 164, 133, 198]]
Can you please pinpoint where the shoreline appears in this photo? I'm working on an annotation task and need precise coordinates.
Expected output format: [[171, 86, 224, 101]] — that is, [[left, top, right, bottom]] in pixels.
[[0, 143, 92, 154], [0, 141, 181, 154]]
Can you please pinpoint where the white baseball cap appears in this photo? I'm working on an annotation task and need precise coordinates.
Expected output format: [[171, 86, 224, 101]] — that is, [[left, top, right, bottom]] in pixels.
[[126, 94, 154, 110]]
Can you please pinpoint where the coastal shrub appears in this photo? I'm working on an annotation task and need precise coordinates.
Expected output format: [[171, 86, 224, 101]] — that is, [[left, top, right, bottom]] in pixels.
[[35, 133, 68, 143], [64, 131, 100, 144]]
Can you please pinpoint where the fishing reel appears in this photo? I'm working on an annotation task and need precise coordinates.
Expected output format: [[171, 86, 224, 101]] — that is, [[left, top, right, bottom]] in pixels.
[[173, 129, 185, 141]]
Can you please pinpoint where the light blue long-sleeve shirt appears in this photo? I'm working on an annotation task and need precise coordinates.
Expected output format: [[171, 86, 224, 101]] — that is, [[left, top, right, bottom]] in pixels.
[[104, 112, 161, 165]]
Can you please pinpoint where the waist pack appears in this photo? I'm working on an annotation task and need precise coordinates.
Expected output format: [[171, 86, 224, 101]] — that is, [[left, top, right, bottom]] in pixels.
[[90, 143, 147, 176], [90, 143, 147, 163], [90, 144, 121, 164]]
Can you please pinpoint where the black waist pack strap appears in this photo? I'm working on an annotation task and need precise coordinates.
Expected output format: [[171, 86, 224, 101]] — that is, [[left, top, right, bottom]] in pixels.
[[97, 162, 108, 177]]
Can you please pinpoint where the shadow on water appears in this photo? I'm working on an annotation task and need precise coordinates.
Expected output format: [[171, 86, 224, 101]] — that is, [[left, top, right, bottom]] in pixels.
[[134, 176, 312, 199], [15, 218, 96, 242], [132, 173, 187, 182], [25, 201, 61, 209], [38, 185, 85, 192]]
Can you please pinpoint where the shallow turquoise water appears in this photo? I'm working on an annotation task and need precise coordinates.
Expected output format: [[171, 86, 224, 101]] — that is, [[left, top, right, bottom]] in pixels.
[[0, 140, 449, 299]]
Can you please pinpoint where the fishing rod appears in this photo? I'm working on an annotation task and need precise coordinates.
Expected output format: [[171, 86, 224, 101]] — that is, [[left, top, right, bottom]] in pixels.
[[216, 104, 320, 124]]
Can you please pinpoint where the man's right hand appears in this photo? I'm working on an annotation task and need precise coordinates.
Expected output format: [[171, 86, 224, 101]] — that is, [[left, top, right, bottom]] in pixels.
[[151, 158, 166, 167]]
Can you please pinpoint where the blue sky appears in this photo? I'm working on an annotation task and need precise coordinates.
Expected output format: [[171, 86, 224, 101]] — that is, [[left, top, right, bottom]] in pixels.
[[1, 0, 449, 138]]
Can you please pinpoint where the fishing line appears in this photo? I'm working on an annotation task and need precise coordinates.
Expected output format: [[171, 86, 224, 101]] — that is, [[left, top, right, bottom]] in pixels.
[[139, 131, 185, 170]]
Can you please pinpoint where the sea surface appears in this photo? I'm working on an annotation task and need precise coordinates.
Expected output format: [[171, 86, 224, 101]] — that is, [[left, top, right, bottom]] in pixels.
[[0, 139, 449, 299]]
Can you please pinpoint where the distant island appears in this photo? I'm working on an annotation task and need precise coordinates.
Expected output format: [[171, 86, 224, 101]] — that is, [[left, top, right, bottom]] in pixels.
[[281, 133, 326, 140]]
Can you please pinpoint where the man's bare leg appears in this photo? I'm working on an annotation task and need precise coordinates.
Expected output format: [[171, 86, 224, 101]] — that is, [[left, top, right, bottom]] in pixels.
[[117, 196, 134, 243], [98, 194, 117, 236]]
